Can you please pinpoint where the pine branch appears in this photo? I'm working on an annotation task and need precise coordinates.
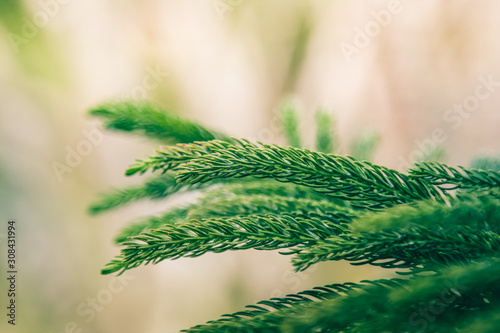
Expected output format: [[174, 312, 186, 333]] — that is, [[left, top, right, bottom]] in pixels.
[[102, 215, 347, 275], [112, 183, 353, 243], [88, 100, 500, 332], [283, 258, 500, 332], [170, 140, 444, 208], [113, 206, 190, 244], [210, 179, 333, 202], [127, 139, 443, 208], [190, 194, 354, 223], [182, 280, 397, 332], [293, 226, 500, 272], [410, 161, 500, 190], [184, 259, 500, 332], [89, 101, 231, 143], [125, 140, 233, 176], [293, 195, 500, 271], [351, 191, 500, 234]]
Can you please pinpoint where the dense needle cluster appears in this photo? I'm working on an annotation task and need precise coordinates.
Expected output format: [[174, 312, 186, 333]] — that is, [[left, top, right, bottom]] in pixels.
[[89, 101, 500, 332]]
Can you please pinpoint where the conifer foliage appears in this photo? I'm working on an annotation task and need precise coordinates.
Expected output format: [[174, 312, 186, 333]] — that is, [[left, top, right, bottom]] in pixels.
[[90, 101, 500, 332]]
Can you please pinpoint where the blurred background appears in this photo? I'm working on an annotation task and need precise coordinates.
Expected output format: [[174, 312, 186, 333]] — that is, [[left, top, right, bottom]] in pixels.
[[1, 0, 500, 332]]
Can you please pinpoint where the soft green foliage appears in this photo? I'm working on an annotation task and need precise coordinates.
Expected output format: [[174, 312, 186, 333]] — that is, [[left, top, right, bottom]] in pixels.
[[280, 99, 302, 148], [90, 100, 500, 332], [294, 195, 500, 271], [350, 129, 380, 161], [470, 155, 500, 172], [315, 109, 337, 154], [416, 145, 446, 163]]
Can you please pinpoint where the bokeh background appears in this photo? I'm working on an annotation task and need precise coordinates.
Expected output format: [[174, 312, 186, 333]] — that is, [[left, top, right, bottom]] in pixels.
[[1, 0, 500, 332]]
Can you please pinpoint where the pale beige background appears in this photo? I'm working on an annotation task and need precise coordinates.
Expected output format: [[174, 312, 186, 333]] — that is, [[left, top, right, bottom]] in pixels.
[[1, 1, 500, 332]]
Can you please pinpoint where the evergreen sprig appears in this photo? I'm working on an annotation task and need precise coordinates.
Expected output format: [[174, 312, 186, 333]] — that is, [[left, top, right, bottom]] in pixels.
[[90, 101, 231, 143], [183, 279, 401, 332], [90, 100, 500, 332], [103, 215, 347, 275], [293, 194, 500, 271], [192, 193, 354, 222], [128, 139, 444, 208], [112, 206, 191, 244], [283, 258, 500, 332], [410, 161, 500, 190], [111, 181, 346, 243]]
